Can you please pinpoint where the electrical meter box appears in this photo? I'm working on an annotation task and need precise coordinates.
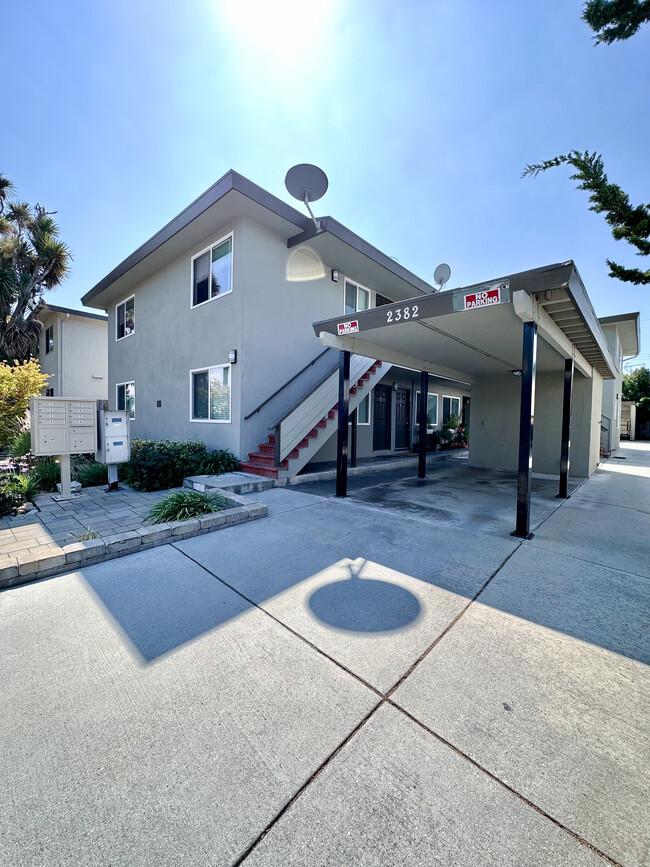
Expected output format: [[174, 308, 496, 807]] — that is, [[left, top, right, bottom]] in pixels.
[[30, 397, 97, 456], [96, 410, 130, 464]]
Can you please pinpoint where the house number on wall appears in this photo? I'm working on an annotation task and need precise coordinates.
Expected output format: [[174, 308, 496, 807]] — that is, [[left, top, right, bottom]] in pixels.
[[386, 305, 419, 324]]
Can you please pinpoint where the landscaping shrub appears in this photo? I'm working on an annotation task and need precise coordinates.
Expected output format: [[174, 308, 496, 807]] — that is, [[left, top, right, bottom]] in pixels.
[[197, 448, 240, 475], [0, 474, 24, 516], [34, 457, 60, 492], [73, 458, 109, 487], [11, 471, 39, 503], [9, 430, 31, 459], [144, 490, 227, 524], [121, 439, 207, 492]]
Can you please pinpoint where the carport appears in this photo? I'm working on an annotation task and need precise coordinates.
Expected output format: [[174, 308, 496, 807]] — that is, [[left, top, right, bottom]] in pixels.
[[312, 261, 616, 538]]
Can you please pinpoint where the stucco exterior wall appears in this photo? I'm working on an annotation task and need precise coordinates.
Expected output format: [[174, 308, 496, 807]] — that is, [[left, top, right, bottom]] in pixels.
[[36, 311, 107, 400], [600, 323, 622, 452], [468, 367, 601, 478]]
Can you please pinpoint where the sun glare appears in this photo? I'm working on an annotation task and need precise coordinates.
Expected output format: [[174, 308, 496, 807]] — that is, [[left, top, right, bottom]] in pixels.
[[218, 0, 337, 69]]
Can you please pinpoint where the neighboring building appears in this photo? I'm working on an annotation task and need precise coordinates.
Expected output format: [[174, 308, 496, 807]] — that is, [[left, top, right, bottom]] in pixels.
[[620, 400, 637, 441], [35, 304, 108, 401], [81, 170, 635, 482], [598, 313, 640, 453], [81, 171, 468, 477]]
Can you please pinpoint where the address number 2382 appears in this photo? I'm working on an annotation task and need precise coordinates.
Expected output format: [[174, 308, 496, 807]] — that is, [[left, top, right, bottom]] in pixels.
[[387, 305, 419, 324]]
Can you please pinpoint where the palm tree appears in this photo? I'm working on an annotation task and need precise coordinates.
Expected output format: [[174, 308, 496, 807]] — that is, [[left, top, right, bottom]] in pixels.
[[0, 173, 71, 361]]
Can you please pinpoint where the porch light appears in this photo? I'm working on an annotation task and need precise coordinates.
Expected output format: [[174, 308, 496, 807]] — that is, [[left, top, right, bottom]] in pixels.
[[331, 269, 339, 282], [229, 349, 237, 364], [512, 369, 522, 377]]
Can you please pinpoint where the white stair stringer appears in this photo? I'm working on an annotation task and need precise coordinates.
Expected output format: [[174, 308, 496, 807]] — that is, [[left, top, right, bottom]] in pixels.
[[277, 358, 392, 478]]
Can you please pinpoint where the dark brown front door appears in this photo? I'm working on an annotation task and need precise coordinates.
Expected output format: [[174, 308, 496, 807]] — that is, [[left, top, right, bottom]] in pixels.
[[395, 388, 410, 450], [373, 385, 391, 450]]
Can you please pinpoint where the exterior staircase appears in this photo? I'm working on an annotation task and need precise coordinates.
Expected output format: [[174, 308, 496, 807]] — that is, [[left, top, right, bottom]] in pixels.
[[240, 358, 390, 479]]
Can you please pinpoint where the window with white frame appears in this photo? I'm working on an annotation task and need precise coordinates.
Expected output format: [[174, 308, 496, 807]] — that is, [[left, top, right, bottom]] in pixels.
[[442, 395, 461, 423], [191, 364, 231, 422], [191, 235, 233, 307], [349, 394, 370, 426], [344, 280, 370, 315], [45, 325, 54, 354], [116, 381, 136, 420], [416, 392, 439, 426], [116, 296, 135, 340]]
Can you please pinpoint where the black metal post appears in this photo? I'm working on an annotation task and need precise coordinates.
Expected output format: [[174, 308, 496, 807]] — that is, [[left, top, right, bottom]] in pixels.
[[558, 357, 574, 499], [350, 408, 358, 468], [336, 350, 350, 497], [418, 371, 429, 479], [513, 320, 538, 538]]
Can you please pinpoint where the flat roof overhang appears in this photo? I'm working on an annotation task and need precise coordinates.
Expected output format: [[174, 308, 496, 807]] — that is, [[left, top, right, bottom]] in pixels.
[[82, 171, 312, 310], [313, 262, 617, 382], [288, 217, 433, 302], [598, 312, 641, 357]]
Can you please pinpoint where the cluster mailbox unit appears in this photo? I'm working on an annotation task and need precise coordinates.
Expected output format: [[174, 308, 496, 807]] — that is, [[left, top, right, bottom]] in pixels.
[[30, 398, 130, 497], [30, 397, 98, 498]]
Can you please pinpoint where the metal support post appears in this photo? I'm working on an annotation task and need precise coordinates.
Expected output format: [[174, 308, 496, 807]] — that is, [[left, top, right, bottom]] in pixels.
[[513, 320, 537, 538], [418, 371, 429, 479], [350, 408, 358, 468], [59, 453, 72, 499], [558, 357, 574, 499], [336, 350, 350, 497]]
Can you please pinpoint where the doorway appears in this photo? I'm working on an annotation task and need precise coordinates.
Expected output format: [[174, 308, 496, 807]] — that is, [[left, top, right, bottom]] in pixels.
[[394, 388, 410, 450], [373, 385, 391, 450]]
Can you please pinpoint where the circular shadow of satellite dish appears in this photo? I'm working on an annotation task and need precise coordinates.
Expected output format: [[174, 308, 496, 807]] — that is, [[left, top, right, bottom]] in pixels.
[[308, 578, 421, 633]]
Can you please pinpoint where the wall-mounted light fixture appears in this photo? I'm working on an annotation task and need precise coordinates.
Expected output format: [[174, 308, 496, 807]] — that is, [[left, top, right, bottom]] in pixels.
[[331, 269, 339, 282], [229, 349, 237, 364], [511, 369, 522, 377], [393, 382, 399, 391]]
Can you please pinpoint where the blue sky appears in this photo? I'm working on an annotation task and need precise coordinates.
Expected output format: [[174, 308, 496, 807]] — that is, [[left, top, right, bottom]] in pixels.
[[4, 0, 649, 366]]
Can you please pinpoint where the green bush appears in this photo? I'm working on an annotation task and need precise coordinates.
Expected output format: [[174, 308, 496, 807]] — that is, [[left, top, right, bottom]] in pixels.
[[197, 448, 240, 475], [144, 490, 227, 524], [12, 472, 39, 503], [73, 458, 109, 487], [121, 439, 207, 492], [34, 457, 60, 492], [9, 430, 31, 459], [0, 474, 25, 516]]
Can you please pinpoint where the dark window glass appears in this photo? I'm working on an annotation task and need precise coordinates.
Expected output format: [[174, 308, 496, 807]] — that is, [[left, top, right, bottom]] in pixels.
[[193, 252, 210, 306], [46, 326, 54, 353], [192, 371, 209, 419]]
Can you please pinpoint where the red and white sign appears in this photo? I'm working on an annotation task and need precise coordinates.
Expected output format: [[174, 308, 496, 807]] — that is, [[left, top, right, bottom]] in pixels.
[[337, 320, 359, 335], [463, 288, 501, 309]]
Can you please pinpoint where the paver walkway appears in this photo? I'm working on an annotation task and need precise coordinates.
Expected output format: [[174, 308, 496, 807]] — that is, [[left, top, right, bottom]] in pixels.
[[1, 444, 648, 866], [0, 485, 185, 556]]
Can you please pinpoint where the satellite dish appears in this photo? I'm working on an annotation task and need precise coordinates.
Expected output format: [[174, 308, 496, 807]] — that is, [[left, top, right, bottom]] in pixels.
[[433, 263, 451, 290], [285, 164, 329, 232]]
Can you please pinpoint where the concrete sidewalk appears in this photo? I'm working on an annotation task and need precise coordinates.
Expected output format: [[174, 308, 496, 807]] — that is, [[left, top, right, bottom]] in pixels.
[[1, 444, 648, 866]]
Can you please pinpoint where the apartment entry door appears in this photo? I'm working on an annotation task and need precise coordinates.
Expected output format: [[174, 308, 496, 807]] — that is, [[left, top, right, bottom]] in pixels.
[[373, 385, 391, 451], [394, 388, 410, 450]]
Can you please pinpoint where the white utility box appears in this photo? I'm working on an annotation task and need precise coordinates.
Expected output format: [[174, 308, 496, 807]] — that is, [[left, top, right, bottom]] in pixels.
[[96, 410, 130, 464], [30, 397, 97, 456]]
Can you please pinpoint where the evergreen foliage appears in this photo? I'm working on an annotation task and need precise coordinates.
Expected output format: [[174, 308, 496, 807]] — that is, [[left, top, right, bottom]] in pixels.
[[0, 174, 71, 361], [622, 366, 650, 408], [583, 0, 650, 43]]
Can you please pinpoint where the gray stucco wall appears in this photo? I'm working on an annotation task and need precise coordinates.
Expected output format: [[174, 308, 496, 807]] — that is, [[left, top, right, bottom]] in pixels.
[[468, 368, 600, 478], [108, 215, 394, 460], [600, 323, 622, 452]]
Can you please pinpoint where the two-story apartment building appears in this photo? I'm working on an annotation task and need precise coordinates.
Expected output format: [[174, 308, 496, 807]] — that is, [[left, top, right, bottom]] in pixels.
[[598, 313, 640, 452], [81, 170, 637, 490], [81, 171, 469, 478], [35, 304, 108, 401]]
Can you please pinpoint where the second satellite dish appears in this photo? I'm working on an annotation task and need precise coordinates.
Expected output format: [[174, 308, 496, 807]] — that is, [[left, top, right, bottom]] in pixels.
[[285, 164, 329, 232], [433, 263, 451, 290]]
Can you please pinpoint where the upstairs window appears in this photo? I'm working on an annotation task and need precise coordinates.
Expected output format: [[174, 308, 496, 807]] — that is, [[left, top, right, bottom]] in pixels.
[[116, 296, 135, 340], [344, 280, 370, 315], [192, 235, 233, 307], [45, 325, 54, 354]]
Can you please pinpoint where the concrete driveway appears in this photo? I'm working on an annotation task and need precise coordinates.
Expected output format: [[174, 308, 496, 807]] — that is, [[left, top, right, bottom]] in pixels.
[[1, 445, 649, 866]]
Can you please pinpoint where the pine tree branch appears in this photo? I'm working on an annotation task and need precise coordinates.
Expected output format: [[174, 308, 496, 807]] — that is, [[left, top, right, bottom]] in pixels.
[[582, 0, 650, 44]]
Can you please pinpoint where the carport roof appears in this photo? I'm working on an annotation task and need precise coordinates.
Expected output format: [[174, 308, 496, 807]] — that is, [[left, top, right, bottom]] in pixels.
[[313, 261, 617, 381]]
